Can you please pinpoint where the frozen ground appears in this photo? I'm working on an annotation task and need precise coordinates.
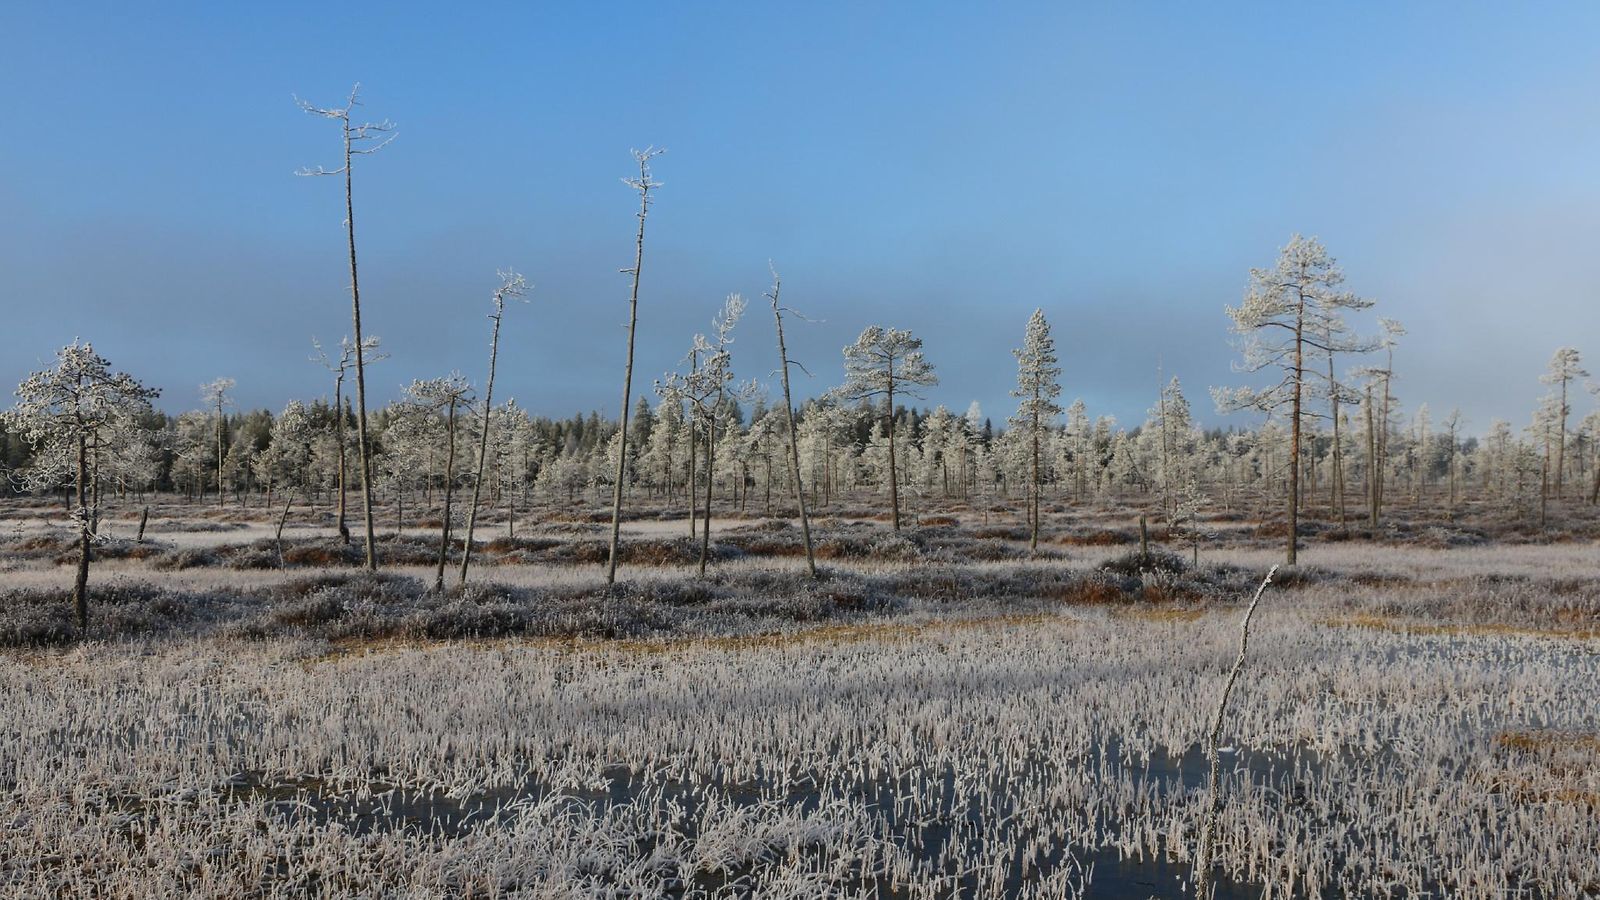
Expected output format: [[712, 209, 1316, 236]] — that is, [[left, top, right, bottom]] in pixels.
[[2, 494, 1598, 896]]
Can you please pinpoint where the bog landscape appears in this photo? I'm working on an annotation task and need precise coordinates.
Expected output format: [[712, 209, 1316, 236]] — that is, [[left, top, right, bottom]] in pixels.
[[5, 5, 1599, 899]]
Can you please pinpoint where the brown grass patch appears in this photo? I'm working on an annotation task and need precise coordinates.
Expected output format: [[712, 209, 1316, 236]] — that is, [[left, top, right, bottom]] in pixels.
[[1493, 729, 1600, 754], [1055, 530, 1135, 547], [313, 612, 1067, 661], [1117, 607, 1207, 624], [1323, 614, 1600, 641]]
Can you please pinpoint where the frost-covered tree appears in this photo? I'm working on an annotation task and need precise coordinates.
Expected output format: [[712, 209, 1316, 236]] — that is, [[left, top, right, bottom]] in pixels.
[[263, 400, 314, 507], [643, 398, 685, 502], [836, 326, 938, 531], [607, 147, 664, 585], [1539, 347, 1587, 500], [312, 336, 384, 543], [3, 342, 159, 630], [199, 378, 234, 509], [1528, 394, 1561, 528], [1215, 235, 1370, 565], [1010, 309, 1062, 551], [1360, 318, 1405, 528], [1314, 305, 1377, 526], [402, 375, 474, 592], [658, 295, 745, 576], [460, 270, 528, 586], [1147, 376, 1197, 527], [297, 84, 396, 572], [1441, 408, 1465, 509]]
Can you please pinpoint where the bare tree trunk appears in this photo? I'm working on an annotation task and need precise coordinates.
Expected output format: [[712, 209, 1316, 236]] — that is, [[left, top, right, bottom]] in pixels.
[[607, 154, 657, 585], [688, 403, 698, 538], [770, 285, 818, 578], [700, 415, 716, 577], [215, 397, 226, 510], [1366, 384, 1378, 530], [1030, 393, 1041, 552], [1287, 310, 1303, 566], [886, 386, 901, 531], [1377, 364, 1392, 525], [73, 430, 91, 632], [1195, 565, 1277, 898], [460, 298, 506, 586], [276, 499, 293, 566], [435, 401, 458, 593], [343, 124, 379, 572], [1590, 450, 1600, 505], [1555, 377, 1568, 499], [1328, 352, 1344, 528], [336, 375, 350, 544]]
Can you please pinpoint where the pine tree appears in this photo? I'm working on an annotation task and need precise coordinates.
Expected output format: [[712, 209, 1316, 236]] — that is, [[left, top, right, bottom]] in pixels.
[[1009, 309, 1062, 551], [1215, 235, 1372, 566], [836, 327, 938, 531], [4, 342, 159, 630]]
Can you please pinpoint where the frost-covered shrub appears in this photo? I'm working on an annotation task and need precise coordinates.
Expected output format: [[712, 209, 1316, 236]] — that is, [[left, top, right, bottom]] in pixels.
[[1100, 548, 1188, 578]]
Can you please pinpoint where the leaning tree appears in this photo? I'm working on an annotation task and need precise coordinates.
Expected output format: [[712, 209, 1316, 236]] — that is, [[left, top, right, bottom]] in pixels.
[[766, 267, 819, 577], [459, 270, 528, 586], [606, 148, 665, 585], [4, 342, 159, 631], [837, 326, 938, 532]]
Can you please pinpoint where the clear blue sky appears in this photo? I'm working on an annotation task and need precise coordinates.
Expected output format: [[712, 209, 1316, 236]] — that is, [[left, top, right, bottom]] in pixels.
[[4, 2, 1598, 431]]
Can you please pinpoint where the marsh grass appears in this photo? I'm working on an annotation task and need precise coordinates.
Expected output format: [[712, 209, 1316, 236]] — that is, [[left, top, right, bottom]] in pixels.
[[4, 496, 1600, 895]]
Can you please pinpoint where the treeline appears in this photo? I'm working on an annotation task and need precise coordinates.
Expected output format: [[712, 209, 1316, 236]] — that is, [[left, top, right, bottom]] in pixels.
[[12, 365, 1592, 536]]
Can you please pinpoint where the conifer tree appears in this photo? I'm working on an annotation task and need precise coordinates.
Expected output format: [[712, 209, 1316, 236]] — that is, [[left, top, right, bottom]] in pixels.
[[1010, 309, 1062, 551]]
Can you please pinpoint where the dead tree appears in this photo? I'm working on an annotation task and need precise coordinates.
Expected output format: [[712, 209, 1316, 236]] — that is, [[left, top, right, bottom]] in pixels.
[[297, 83, 396, 572], [766, 266, 818, 578], [606, 147, 664, 585], [460, 270, 528, 586], [1195, 565, 1278, 898]]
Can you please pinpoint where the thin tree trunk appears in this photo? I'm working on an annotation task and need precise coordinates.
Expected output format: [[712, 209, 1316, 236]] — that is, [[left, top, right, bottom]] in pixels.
[[1556, 377, 1568, 499], [460, 301, 505, 586], [1328, 351, 1344, 528], [215, 399, 225, 510], [1287, 308, 1303, 566], [435, 402, 458, 592], [1030, 397, 1041, 552], [276, 499, 293, 566], [1195, 565, 1278, 898], [887, 386, 901, 531], [770, 291, 818, 577], [336, 375, 349, 544], [73, 429, 91, 632], [607, 165, 653, 585], [343, 121, 379, 572], [700, 414, 716, 577]]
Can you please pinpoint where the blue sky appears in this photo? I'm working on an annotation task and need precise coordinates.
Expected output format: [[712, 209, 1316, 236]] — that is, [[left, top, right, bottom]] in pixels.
[[3, 2, 1598, 431]]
